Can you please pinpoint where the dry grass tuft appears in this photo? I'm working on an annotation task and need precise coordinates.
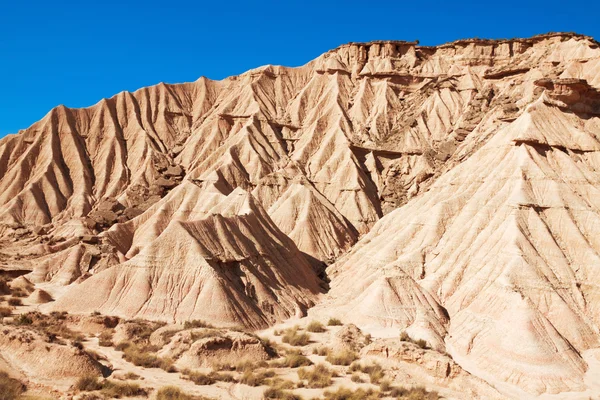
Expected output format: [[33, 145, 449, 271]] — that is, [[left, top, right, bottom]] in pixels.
[[278, 351, 313, 368], [322, 387, 380, 400], [325, 350, 357, 366], [0, 371, 25, 400], [306, 321, 326, 333], [391, 386, 440, 399], [327, 318, 343, 326], [156, 386, 211, 400], [297, 364, 335, 388], [282, 326, 310, 347]]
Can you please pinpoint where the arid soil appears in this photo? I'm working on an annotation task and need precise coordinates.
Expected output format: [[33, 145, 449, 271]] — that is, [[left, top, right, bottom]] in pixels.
[[2, 32, 600, 399]]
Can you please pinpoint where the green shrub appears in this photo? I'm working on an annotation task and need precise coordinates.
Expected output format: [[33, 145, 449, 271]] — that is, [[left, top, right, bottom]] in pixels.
[[0, 371, 25, 400], [306, 321, 326, 333], [297, 364, 334, 388], [327, 318, 343, 326], [325, 350, 357, 366], [281, 327, 310, 347]]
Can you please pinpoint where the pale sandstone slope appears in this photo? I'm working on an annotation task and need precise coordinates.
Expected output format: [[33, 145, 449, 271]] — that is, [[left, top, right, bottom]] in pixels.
[[1, 32, 600, 398], [318, 83, 600, 395]]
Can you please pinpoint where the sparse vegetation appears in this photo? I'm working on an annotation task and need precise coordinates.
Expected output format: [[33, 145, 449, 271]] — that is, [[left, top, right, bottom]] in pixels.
[[263, 387, 302, 400], [390, 386, 439, 399], [379, 379, 391, 392], [322, 387, 380, 400], [76, 375, 147, 398], [7, 298, 22, 306], [98, 330, 113, 347], [297, 364, 335, 388], [349, 362, 385, 384], [100, 381, 147, 398], [76, 375, 103, 391], [0, 307, 13, 318], [119, 342, 175, 371], [279, 350, 312, 368], [156, 386, 211, 400], [0, 371, 25, 400], [282, 326, 310, 346], [122, 372, 140, 380], [306, 321, 326, 333], [350, 373, 362, 383], [327, 318, 343, 326], [400, 331, 429, 349], [182, 370, 236, 385], [325, 350, 357, 366], [239, 369, 275, 386], [183, 319, 214, 329], [312, 346, 330, 356]]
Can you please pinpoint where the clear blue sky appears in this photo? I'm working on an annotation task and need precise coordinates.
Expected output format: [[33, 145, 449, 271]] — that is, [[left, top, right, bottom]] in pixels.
[[1, 0, 599, 137]]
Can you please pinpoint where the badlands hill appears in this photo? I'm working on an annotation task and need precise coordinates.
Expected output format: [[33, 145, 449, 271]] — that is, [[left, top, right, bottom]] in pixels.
[[1, 32, 600, 398]]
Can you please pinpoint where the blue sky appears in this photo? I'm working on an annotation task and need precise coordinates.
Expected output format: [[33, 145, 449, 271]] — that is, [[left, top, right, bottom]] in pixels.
[[1, 0, 599, 137]]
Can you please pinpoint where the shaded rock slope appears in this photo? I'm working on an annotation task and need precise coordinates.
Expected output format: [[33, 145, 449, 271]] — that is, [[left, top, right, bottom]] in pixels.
[[1, 32, 600, 397]]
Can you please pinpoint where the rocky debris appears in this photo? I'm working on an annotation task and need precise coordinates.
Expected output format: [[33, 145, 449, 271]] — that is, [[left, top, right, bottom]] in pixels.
[[535, 78, 600, 113], [330, 324, 371, 353], [363, 339, 462, 379], [158, 328, 271, 369], [0, 325, 104, 387]]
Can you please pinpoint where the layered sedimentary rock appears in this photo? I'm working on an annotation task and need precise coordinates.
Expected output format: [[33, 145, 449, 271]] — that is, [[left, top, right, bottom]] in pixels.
[[1, 32, 600, 397]]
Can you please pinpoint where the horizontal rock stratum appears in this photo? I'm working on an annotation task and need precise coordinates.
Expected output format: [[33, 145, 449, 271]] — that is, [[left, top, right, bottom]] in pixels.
[[1, 32, 600, 398]]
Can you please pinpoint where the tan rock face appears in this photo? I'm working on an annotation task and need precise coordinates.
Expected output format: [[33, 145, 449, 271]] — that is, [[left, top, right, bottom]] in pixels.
[[1, 32, 600, 397]]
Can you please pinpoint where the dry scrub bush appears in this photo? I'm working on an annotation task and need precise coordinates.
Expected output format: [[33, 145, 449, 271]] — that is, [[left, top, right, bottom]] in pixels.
[[182, 370, 236, 385], [282, 327, 310, 346], [263, 387, 303, 400], [0, 307, 13, 318], [100, 381, 147, 398], [0, 371, 25, 400], [349, 362, 385, 384], [297, 364, 335, 388], [312, 346, 330, 356], [239, 369, 275, 386], [391, 386, 440, 399], [98, 331, 113, 347], [327, 318, 343, 326], [278, 351, 312, 368], [119, 342, 175, 371], [156, 386, 211, 400], [322, 387, 380, 400], [76, 375, 103, 391], [306, 321, 326, 333], [325, 350, 357, 366], [7, 298, 21, 306], [183, 320, 214, 329], [399, 332, 428, 349]]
